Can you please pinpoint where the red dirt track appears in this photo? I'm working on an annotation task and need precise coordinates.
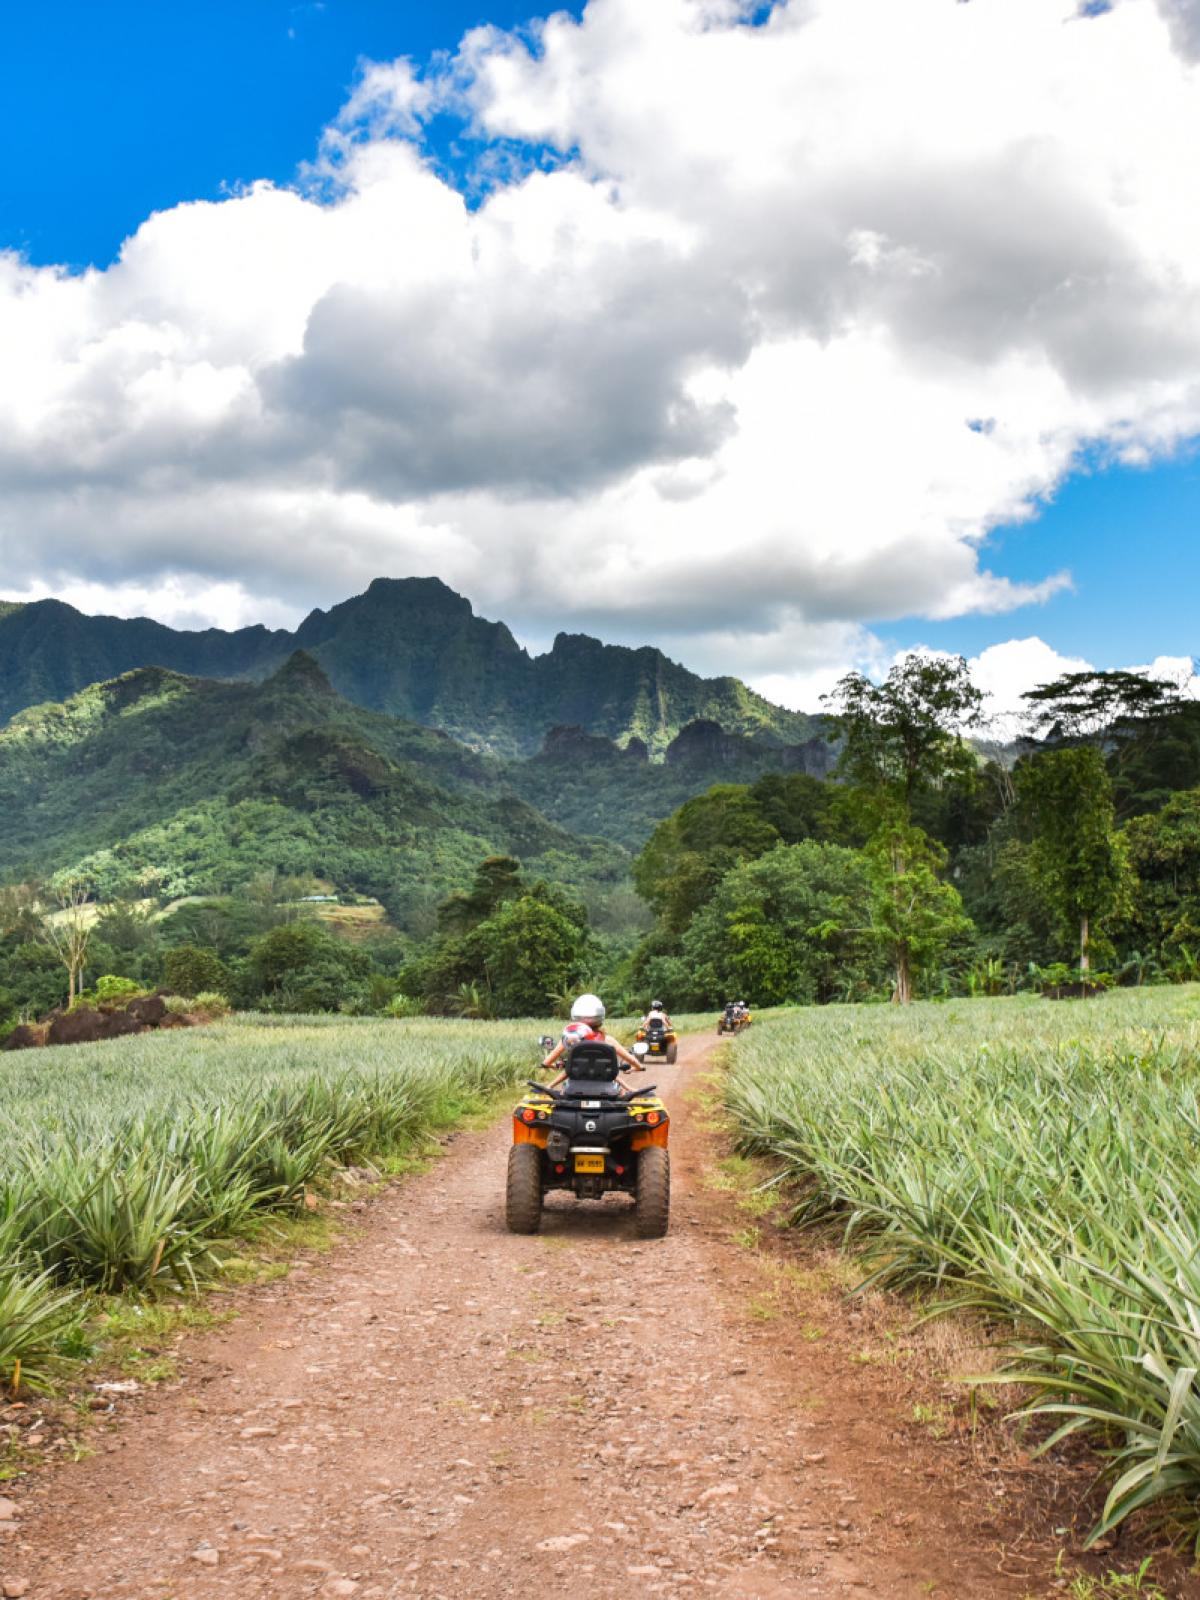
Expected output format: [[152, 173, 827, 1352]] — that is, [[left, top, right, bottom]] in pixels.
[[5, 1032, 1180, 1599]]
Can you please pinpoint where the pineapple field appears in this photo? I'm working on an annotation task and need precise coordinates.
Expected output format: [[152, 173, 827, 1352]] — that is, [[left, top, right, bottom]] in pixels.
[[726, 987, 1200, 1549], [0, 1015, 539, 1388]]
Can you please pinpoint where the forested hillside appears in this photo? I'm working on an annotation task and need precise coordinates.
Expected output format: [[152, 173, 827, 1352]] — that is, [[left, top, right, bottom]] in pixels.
[[0, 652, 625, 928], [0, 645, 832, 1029], [5, 624, 1200, 1033]]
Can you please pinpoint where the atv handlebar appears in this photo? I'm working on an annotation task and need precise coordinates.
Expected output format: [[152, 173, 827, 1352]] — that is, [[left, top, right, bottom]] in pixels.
[[524, 1079, 659, 1102]]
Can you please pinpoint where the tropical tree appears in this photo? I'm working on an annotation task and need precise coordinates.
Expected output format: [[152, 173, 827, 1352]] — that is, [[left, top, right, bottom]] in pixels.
[[161, 944, 229, 999], [1121, 789, 1200, 965], [633, 786, 781, 933], [1017, 746, 1130, 974], [1021, 667, 1200, 818], [469, 895, 588, 1016], [824, 654, 985, 818], [38, 877, 94, 1003], [864, 823, 972, 1004], [1021, 668, 1182, 744], [681, 841, 879, 1006], [437, 855, 524, 935]]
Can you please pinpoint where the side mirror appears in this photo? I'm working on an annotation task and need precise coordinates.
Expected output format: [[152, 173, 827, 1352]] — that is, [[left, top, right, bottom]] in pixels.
[[539, 1034, 555, 1051]]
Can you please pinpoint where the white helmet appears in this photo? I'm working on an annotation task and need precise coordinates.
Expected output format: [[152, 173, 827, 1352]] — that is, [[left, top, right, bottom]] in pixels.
[[570, 992, 605, 1026]]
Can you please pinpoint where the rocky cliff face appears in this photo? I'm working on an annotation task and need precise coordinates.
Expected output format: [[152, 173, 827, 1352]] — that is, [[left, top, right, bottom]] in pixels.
[[665, 718, 835, 776], [540, 724, 650, 763], [0, 576, 824, 757]]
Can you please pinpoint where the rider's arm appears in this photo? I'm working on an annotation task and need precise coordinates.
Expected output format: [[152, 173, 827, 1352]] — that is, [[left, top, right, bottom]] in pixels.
[[542, 1041, 565, 1070], [611, 1040, 644, 1071]]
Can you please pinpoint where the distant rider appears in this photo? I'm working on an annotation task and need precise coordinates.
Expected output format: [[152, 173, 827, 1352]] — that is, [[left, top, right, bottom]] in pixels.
[[640, 998, 674, 1031], [543, 993, 645, 1086]]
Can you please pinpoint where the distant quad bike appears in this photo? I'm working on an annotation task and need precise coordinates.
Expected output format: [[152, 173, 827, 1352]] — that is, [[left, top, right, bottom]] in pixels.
[[717, 1003, 741, 1035], [633, 1019, 678, 1065], [506, 1038, 670, 1238]]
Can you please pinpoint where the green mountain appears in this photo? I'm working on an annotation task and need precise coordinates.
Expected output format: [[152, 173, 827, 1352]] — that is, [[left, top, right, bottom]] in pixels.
[[0, 577, 821, 757], [0, 653, 627, 930], [0, 597, 288, 720]]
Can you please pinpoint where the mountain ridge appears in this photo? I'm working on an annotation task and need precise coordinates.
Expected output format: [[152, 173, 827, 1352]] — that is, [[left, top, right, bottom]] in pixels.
[[0, 576, 821, 757]]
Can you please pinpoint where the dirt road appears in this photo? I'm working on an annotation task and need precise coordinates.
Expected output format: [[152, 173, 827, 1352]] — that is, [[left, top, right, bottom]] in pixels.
[[7, 1034, 1084, 1598]]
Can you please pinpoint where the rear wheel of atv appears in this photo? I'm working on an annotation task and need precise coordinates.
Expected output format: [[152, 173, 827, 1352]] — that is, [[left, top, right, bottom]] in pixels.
[[635, 1147, 670, 1238], [666, 1043, 678, 1064], [505, 1144, 543, 1234]]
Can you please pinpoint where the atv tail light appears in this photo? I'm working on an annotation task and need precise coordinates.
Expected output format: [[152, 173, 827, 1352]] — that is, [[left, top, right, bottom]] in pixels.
[[645, 1110, 661, 1126], [521, 1107, 536, 1123], [614, 1164, 625, 1176], [555, 1163, 565, 1174]]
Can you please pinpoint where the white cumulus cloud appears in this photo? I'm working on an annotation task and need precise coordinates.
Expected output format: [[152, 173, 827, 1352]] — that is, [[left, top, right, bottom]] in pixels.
[[1, 0, 1199, 704]]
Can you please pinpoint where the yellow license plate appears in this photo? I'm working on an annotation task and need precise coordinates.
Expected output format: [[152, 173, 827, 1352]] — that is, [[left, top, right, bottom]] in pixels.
[[574, 1153, 605, 1174]]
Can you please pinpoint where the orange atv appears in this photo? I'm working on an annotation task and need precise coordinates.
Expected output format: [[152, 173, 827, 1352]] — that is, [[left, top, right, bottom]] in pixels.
[[717, 1003, 740, 1034], [506, 1038, 670, 1238], [633, 1019, 678, 1065]]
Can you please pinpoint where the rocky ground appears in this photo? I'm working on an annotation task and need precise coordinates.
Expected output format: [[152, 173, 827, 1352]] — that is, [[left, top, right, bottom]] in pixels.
[[3, 1032, 1196, 1599]]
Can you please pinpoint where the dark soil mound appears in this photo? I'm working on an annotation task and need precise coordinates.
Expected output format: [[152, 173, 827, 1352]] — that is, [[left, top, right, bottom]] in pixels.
[[2, 1023, 47, 1051], [47, 1006, 143, 1046], [4, 993, 196, 1049]]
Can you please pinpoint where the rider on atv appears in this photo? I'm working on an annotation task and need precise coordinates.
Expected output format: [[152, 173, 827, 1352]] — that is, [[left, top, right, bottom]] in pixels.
[[543, 993, 645, 1087], [640, 998, 674, 1030]]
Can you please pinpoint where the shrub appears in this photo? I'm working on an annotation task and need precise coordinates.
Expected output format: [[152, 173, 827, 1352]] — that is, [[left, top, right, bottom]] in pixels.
[[161, 944, 229, 999], [191, 992, 231, 1018], [94, 975, 142, 1005], [383, 993, 424, 1019]]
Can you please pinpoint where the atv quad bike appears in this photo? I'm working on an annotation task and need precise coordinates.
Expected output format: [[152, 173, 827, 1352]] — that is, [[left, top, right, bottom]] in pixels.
[[506, 1039, 670, 1238], [633, 1019, 678, 1064], [717, 1003, 741, 1035]]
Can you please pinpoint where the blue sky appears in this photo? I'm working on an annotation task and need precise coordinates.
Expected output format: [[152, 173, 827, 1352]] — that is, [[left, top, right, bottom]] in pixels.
[[1, 0, 1197, 708], [904, 450, 1199, 671], [0, 1, 583, 269]]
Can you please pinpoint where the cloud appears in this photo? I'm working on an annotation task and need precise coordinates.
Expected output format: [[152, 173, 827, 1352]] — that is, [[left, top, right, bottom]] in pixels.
[[1152, 0, 1200, 59], [841, 637, 1200, 744], [967, 637, 1093, 724], [2, 0, 1200, 702]]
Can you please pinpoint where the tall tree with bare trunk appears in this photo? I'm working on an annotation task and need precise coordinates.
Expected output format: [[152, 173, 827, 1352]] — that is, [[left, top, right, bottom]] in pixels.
[[38, 877, 94, 1004]]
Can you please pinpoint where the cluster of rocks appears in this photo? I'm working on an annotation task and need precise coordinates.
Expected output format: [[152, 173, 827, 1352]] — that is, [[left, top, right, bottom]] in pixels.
[[2, 992, 198, 1051]]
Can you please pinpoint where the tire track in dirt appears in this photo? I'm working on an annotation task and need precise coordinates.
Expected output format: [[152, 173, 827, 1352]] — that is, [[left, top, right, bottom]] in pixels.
[[7, 1034, 1049, 1599]]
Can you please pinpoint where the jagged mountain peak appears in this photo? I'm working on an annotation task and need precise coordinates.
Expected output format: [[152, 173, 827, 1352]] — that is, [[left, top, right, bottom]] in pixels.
[[264, 649, 337, 697], [0, 574, 822, 757]]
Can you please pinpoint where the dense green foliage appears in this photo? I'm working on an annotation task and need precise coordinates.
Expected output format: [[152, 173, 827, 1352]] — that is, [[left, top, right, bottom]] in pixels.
[[3, 624, 1199, 1021], [396, 856, 592, 1018], [625, 662, 1200, 1007], [726, 991, 1200, 1544], [0, 1014, 544, 1385], [678, 842, 879, 1005], [1017, 746, 1130, 971]]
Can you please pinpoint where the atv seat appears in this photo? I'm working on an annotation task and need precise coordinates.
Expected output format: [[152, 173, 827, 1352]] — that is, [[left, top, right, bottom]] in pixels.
[[565, 1040, 621, 1079], [562, 1040, 622, 1094]]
